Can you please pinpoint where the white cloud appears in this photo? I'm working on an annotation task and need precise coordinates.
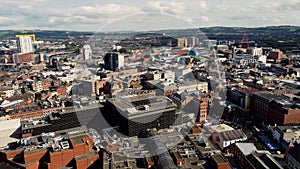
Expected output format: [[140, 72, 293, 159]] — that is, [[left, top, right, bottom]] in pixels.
[[2, 0, 46, 4], [78, 4, 141, 16], [197, 1, 208, 10], [272, 18, 281, 23], [0, 17, 14, 22], [0, 0, 300, 31], [47, 3, 143, 29], [49, 15, 101, 24], [200, 16, 209, 22], [17, 5, 33, 10], [148, 1, 186, 15], [183, 17, 193, 23], [285, 0, 300, 4]]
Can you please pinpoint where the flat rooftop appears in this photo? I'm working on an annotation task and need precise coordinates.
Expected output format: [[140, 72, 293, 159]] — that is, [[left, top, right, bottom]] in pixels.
[[108, 95, 176, 117], [70, 133, 89, 145], [24, 147, 46, 155], [187, 134, 219, 153], [211, 154, 227, 163], [0, 128, 20, 148], [75, 152, 98, 160], [255, 93, 300, 110], [111, 153, 147, 169], [22, 104, 102, 130], [235, 143, 257, 156], [210, 124, 234, 133], [256, 93, 290, 102]]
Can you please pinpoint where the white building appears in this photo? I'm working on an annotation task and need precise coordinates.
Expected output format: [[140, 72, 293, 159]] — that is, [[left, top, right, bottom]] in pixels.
[[0, 86, 14, 98], [35, 40, 44, 49], [18, 36, 34, 53], [209, 124, 247, 150], [153, 71, 162, 80], [177, 80, 208, 93], [187, 37, 198, 48], [39, 53, 45, 62], [150, 70, 175, 81], [58, 73, 77, 83], [83, 45, 92, 61], [252, 47, 263, 56], [32, 80, 43, 92], [257, 55, 267, 64], [113, 45, 122, 51]]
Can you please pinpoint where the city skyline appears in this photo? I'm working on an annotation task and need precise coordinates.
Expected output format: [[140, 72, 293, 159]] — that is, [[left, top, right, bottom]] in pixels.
[[1, 0, 300, 31], [1, 1, 300, 168]]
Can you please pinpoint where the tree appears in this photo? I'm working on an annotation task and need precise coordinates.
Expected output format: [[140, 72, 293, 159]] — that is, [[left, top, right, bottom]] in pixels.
[[119, 48, 127, 53]]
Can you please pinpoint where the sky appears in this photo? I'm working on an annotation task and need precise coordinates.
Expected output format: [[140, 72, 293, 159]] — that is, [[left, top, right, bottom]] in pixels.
[[0, 0, 300, 31]]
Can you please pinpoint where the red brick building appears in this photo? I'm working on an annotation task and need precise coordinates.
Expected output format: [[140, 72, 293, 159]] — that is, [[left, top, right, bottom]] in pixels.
[[9, 109, 44, 120], [233, 143, 258, 167], [170, 150, 184, 166], [42, 79, 52, 91], [211, 154, 229, 169], [0, 133, 100, 169], [95, 80, 106, 95], [56, 87, 67, 96], [172, 50, 188, 56], [12, 52, 35, 64], [40, 90, 51, 100], [51, 80, 61, 87], [7, 92, 35, 105], [198, 95, 209, 123], [169, 93, 210, 124], [9, 107, 62, 121], [182, 94, 210, 124], [268, 49, 282, 59], [0, 57, 12, 63], [251, 93, 300, 125], [268, 49, 282, 63]]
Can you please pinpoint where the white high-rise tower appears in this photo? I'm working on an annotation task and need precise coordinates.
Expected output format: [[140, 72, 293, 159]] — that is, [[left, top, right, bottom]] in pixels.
[[83, 45, 92, 61], [17, 35, 34, 53]]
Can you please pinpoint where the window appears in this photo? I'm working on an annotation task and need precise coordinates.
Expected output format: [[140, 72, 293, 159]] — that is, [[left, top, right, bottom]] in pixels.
[[216, 136, 220, 143]]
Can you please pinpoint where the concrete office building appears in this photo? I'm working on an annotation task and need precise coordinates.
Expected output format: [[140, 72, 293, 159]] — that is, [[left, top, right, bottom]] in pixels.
[[104, 52, 124, 72], [104, 91, 177, 136]]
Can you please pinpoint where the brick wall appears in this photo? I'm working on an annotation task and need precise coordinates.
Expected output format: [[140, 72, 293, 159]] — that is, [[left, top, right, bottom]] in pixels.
[[24, 149, 47, 164], [284, 109, 300, 124], [42, 81, 51, 90], [13, 52, 35, 64], [75, 154, 99, 169], [268, 50, 282, 60], [24, 160, 39, 169], [87, 155, 99, 167], [75, 158, 88, 169], [62, 149, 74, 166], [0, 149, 23, 161], [49, 152, 63, 169], [1, 135, 100, 169], [73, 144, 86, 157], [9, 109, 44, 120]]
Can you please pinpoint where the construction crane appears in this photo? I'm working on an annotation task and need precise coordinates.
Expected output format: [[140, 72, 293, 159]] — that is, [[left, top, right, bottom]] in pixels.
[[238, 31, 258, 77], [240, 31, 252, 55]]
